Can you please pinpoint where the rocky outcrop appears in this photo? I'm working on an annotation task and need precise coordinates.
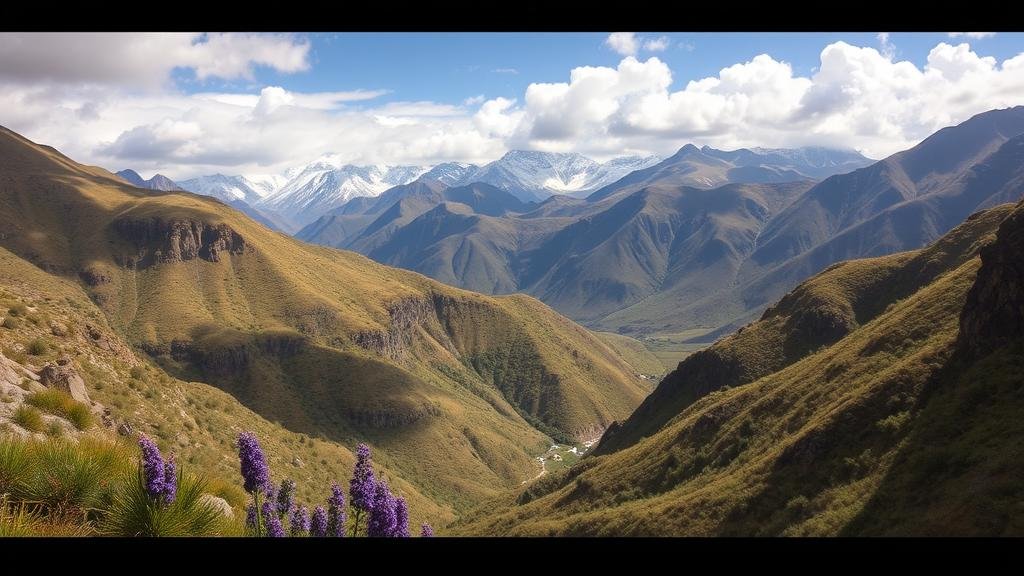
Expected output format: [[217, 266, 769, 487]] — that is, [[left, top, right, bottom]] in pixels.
[[958, 200, 1024, 359], [183, 330, 306, 377], [199, 495, 234, 519], [113, 216, 249, 267], [39, 354, 90, 404], [353, 296, 448, 360]]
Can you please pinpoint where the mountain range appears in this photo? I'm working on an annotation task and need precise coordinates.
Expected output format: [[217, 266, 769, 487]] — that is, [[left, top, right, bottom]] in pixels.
[[455, 191, 1024, 536], [296, 107, 1024, 351], [3, 103, 1024, 536], [134, 146, 869, 235], [0, 126, 649, 522]]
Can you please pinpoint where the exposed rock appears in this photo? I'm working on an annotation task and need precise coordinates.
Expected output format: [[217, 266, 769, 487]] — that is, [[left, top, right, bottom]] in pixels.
[[958, 200, 1024, 359], [49, 320, 68, 337], [79, 266, 112, 286], [113, 216, 249, 266], [291, 456, 305, 468], [117, 422, 134, 437], [39, 355, 90, 404], [199, 494, 234, 519]]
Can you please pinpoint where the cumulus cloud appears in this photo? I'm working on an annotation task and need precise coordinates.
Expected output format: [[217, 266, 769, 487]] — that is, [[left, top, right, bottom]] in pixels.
[[3, 36, 1024, 178], [948, 32, 996, 39], [644, 36, 670, 52], [0, 33, 310, 89], [478, 41, 1024, 159], [877, 32, 895, 58], [605, 33, 639, 56]]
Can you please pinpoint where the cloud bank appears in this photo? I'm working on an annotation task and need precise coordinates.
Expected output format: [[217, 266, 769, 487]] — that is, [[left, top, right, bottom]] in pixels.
[[1, 33, 1023, 179]]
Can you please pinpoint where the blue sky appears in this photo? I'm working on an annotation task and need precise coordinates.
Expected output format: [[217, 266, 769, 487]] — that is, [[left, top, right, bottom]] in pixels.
[[2, 32, 1023, 178], [180, 32, 1022, 106]]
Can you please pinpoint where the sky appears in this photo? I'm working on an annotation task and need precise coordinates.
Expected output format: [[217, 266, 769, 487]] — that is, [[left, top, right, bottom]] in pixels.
[[1, 32, 1023, 180]]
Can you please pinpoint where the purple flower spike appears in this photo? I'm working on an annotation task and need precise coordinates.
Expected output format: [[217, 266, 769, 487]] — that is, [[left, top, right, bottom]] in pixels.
[[393, 497, 410, 537], [290, 505, 310, 536], [261, 496, 284, 537], [276, 479, 295, 518], [349, 443, 376, 514], [162, 455, 176, 505], [138, 435, 165, 500], [237, 432, 269, 495], [327, 482, 346, 537], [310, 505, 328, 537], [420, 523, 434, 537], [366, 478, 397, 537]]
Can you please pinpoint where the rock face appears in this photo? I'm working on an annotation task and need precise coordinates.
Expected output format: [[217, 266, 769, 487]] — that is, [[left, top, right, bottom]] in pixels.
[[113, 216, 248, 267], [39, 355, 90, 404], [199, 494, 234, 519], [958, 200, 1024, 359]]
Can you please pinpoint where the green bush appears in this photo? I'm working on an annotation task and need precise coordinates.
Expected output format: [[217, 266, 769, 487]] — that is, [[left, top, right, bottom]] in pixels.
[[6, 303, 28, 317], [0, 440, 33, 500], [2, 316, 21, 329], [26, 338, 48, 356], [26, 389, 93, 430], [102, 466, 226, 537], [129, 366, 145, 380], [12, 405, 44, 433]]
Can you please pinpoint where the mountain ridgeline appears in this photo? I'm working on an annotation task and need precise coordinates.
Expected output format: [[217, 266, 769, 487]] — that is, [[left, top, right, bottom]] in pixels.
[[456, 195, 1024, 536], [0, 126, 649, 518], [298, 107, 1024, 344]]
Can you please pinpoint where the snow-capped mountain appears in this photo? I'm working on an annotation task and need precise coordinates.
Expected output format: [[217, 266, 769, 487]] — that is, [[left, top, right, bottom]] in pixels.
[[700, 146, 873, 179], [116, 169, 184, 191], [445, 151, 662, 201], [260, 160, 429, 226], [418, 162, 479, 185], [177, 174, 276, 206]]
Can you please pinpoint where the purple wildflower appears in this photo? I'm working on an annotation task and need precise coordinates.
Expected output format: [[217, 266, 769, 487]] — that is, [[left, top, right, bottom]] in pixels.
[[392, 497, 410, 537], [310, 505, 328, 537], [420, 523, 434, 537], [349, 443, 376, 535], [290, 505, 310, 536], [276, 479, 295, 518], [327, 482, 346, 537], [162, 455, 176, 505], [366, 478, 397, 537], [138, 435, 165, 500], [245, 503, 257, 530], [237, 432, 269, 495], [261, 495, 284, 537]]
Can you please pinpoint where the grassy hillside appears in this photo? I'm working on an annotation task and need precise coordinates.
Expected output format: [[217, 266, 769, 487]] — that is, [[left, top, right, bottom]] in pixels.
[[0, 126, 647, 516], [0, 245, 449, 527], [594, 332, 665, 377], [453, 200, 1024, 536]]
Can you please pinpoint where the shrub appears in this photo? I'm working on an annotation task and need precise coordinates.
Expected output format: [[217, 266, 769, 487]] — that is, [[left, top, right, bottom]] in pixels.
[[26, 338, 48, 356], [12, 405, 44, 433], [6, 303, 28, 317], [26, 440, 116, 516], [0, 440, 33, 500], [26, 389, 93, 431], [1, 316, 20, 329], [129, 366, 144, 380], [102, 465, 225, 537]]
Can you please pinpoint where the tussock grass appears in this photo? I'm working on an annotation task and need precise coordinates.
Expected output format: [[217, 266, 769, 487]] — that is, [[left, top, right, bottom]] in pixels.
[[12, 405, 43, 433], [26, 389, 93, 430]]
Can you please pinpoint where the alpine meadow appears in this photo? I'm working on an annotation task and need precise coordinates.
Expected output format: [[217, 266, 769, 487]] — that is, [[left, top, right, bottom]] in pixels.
[[1, 31, 1023, 538]]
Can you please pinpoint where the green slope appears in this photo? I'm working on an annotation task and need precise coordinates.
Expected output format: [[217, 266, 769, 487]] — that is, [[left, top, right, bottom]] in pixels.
[[454, 199, 1024, 535], [0, 125, 647, 515]]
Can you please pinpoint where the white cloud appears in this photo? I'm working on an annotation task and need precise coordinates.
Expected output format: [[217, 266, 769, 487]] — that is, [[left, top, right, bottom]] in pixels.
[[0, 33, 310, 89], [948, 32, 996, 39], [643, 36, 670, 52], [877, 32, 894, 58], [477, 41, 1024, 159], [493, 68, 519, 75], [605, 33, 639, 57], [4, 36, 1024, 178]]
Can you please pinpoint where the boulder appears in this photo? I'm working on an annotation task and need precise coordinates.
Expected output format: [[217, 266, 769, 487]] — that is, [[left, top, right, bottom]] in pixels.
[[200, 494, 234, 519], [50, 320, 68, 337], [39, 355, 90, 404]]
